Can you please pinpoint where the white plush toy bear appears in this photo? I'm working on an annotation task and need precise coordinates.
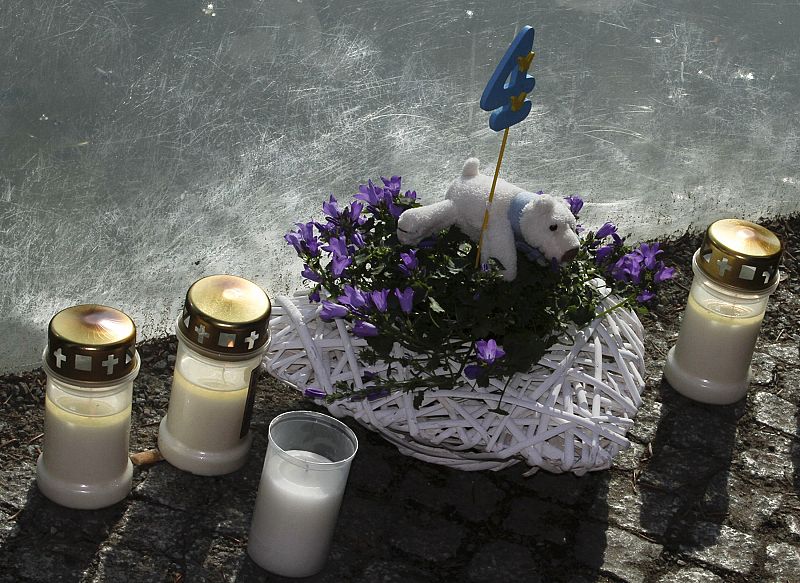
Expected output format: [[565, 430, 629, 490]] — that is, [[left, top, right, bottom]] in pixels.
[[397, 158, 580, 281]]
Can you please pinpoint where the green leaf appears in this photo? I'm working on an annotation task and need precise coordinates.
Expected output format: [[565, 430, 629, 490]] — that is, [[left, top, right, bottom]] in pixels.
[[428, 297, 445, 313]]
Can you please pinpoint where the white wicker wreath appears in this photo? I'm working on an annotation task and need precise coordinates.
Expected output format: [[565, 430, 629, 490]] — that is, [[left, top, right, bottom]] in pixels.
[[265, 280, 645, 475]]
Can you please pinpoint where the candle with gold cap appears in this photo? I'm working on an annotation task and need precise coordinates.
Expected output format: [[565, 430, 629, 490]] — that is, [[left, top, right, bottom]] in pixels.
[[158, 274, 271, 475], [664, 219, 783, 404], [37, 305, 140, 509]]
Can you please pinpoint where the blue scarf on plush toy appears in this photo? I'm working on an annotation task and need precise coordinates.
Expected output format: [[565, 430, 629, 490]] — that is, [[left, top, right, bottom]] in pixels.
[[508, 191, 548, 266]]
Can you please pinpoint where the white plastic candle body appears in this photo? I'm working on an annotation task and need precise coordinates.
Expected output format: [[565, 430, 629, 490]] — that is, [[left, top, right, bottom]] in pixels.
[[248, 411, 358, 578], [37, 375, 135, 509], [158, 339, 263, 475], [664, 252, 774, 404]]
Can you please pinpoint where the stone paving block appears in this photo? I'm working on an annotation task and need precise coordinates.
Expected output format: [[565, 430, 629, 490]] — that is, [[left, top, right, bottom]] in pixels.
[[524, 470, 607, 507], [724, 475, 782, 531], [360, 560, 439, 583], [679, 522, 756, 574], [613, 442, 645, 471], [765, 542, 800, 583], [389, 513, 465, 562], [698, 471, 781, 530], [503, 497, 570, 545], [86, 545, 180, 583], [396, 463, 504, 523], [734, 432, 795, 484], [627, 399, 662, 445], [109, 500, 191, 560], [638, 445, 720, 492], [662, 407, 739, 454], [466, 540, 541, 583], [575, 524, 661, 583], [595, 474, 682, 538], [656, 566, 724, 582], [752, 391, 799, 437]]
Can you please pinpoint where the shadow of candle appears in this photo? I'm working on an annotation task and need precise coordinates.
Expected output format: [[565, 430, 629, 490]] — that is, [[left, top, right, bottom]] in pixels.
[[638, 380, 741, 556]]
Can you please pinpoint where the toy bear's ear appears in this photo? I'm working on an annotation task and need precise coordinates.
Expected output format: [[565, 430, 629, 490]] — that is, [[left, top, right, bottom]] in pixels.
[[533, 195, 555, 214], [462, 158, 480, 177]]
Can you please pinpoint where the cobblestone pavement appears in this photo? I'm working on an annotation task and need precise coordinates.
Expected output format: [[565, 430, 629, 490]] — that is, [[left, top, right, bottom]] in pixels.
[[1, 220, 799, 582]]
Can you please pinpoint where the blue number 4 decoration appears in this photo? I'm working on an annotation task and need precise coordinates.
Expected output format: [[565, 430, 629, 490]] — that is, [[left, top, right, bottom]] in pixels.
[[480, 26, 536, 132]]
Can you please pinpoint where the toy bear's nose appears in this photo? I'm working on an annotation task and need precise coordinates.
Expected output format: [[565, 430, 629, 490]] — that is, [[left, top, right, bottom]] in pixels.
[[561, 247, 579, 263]]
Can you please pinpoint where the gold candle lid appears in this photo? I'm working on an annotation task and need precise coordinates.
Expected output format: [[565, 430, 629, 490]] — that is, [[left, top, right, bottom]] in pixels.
[[698, 219, 783, 291], [45, 305, 138, 383], [178, 274, 271, 357]]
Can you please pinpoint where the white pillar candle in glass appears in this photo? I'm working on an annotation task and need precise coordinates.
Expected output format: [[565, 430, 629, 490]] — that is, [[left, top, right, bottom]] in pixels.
[[248, 411, 358, 578], [664, 219, 782, 404], [37, 305, 140, 509], [158, 274, 271, 476]]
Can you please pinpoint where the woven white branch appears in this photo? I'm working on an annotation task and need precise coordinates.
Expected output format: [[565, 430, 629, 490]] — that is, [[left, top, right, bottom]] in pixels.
[[265, 280, 645, 475]]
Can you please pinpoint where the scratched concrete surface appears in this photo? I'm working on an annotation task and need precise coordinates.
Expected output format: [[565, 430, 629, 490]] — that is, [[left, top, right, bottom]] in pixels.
[[1, 0, 799, 372]]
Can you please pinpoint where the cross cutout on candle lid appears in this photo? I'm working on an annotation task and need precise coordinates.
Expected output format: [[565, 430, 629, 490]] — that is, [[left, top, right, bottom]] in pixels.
[[195, 324, 210, 344], [54, 348, 66, 368], [102, 354, 119, 375], [717, 257, 732, 277], [245, 331, 259, 350]]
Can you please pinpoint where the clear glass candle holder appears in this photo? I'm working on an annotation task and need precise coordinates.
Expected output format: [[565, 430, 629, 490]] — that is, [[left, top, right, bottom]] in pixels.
[[247, 411, 358, 578], [158, 274, 271, 476], [664, 219, 782, 404], [37, 305, 139, 509]]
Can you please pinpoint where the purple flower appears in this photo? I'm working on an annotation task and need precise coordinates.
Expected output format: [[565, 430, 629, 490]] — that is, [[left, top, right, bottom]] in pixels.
[[354, 180, 382, 207], [308, 289, 321, 303], [464, 364, 484, 380], [595, 222, 617, 239], [370, 289, 390, 312], [654, 263, 675, 283], [330, 255, 352, 278], [366, 388, 390, 401], [353, 321, 379, 337], [350, 231, 366, 248], [399, 250, 418, 276], [565, 195, 584, 217], [596, 245, 615, 262], [284, 231, 303, 254], [322, 194, 340, 218], [636, 289, 656, 303], [381, 175, 402, 195], [301, 265, 322, 283], [635, 242, 663, 270], [404, 189, 417, 201], [384, 193, 403, 218], [320, 301, 348, 321], [338, 285, 368, 309], [476, 339, 506, 366], [303, 387, 327, 399], [322, 236, 349, 258], [610, 253, 644, 284], [394, 287, 415, 314], [343, 201, 365, 226], [285, 222, 320, 257]]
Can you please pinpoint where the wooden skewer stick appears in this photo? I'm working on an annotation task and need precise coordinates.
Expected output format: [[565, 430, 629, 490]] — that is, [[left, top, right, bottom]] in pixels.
[[474, 126, 510, 268]]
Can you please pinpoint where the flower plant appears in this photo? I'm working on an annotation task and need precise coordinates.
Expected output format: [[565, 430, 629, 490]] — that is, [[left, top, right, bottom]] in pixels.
[[286, 177, 673, 408]]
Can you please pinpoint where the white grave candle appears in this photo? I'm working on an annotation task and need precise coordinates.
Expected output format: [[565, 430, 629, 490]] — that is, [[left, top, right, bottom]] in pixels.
[[248, 411, 358, 578], [664, 220, 782, 404], [158, 275, 271, 476], [36, 304, 139, 509]]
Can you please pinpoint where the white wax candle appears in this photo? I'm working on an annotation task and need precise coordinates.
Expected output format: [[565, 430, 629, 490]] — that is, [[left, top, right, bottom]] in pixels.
[[37, 395, 132, 508], [248, 449, 344, 578], [158, 367, 252, 475], [666, 293, 763, 403]]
